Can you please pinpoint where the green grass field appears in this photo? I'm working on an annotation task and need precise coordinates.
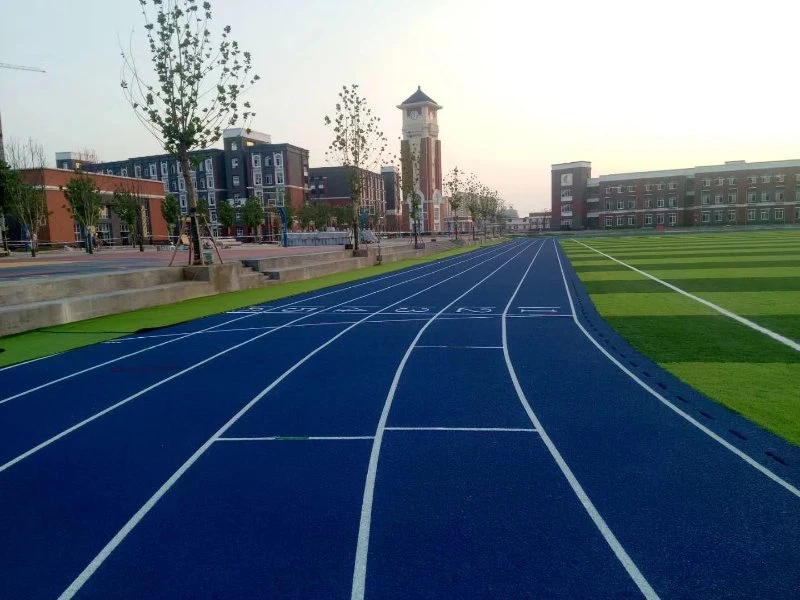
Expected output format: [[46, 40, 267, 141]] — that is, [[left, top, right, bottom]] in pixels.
[[0, 242, 498, 368], [561, 230, 800, 446]]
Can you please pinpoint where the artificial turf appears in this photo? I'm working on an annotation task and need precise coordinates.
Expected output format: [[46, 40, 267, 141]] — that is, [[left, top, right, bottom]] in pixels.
[[562, 229, 800, 446], [0, 242, 497, 368]]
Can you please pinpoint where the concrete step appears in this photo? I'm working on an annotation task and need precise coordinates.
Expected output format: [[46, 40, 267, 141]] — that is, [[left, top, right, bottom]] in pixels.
[[0, 281, 216, 337], [241, 250, 351, 272], [0, 267, 185, 306]]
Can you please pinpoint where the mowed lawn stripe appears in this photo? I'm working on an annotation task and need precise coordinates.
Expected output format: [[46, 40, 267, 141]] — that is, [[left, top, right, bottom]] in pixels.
[[561, 232, 800, 445]]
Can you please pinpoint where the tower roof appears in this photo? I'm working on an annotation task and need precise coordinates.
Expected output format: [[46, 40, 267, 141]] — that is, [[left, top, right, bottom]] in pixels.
[[398, 86, 441, 108]]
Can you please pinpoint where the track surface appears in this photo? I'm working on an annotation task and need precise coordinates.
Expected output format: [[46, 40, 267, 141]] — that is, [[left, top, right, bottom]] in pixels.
[[1, 239, 799, 599]]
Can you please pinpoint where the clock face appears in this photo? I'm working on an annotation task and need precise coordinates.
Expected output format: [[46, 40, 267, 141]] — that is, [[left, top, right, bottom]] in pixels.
[[409, 109, 420, 120]]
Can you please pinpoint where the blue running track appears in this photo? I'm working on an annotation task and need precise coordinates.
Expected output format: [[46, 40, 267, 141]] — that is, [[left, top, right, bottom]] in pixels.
[[1, 239, 799, 599]]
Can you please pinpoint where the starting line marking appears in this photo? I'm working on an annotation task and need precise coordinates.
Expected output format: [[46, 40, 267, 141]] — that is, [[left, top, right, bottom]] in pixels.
[[216, 436, 374, 442], [385, 427, 538, 433]]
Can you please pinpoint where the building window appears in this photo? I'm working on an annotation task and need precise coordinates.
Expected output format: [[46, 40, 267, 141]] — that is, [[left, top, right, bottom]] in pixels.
[[604, 216, 613, 227], [177, 162, 182, 174], [171, 164, 176, 174], [748, 176, 757, 185], [668, 213, 677, 226], [657, 214, 665, 225], [701, 212, 710, 223], [265, 156, 272, 167], [231, 158, 239, 169], [561, 188, 572, 198], [796, 206, 800, 220], [761, 209, 769, 220], [761, 191, 770, 203], [266, 174, 273, 185], [645, 197, 652, 208], [761, 175, 770, 183], [656, 183, 665, 191], [236, 227, 243, 237], [276, 172, 284, 185], [121, 168, 128, 177], [134, 165, 142, 178], [627, 215, 635, 226], [179, 193, 187, 209], [255, 188, 263, 199], [776, 191, 784, 202], [701, 192, 710, 205], [209, 209, 217, 222], [657, 197, 665, 208], [668, 182, 677, 190], [232, 176, 240, 186], [645, 214, 653, 225], [616, 216, 624, 226], [645, 184, 654, 192], [231, 142, 238, 151], [727, 191, 738, 203], [149, 163, 157, 177], [775, 208, 785, 220], [715, 178, 724, 186], [796, 188, 800, 202], [776, 174, 785, 183], [715, 211, 723, 222], [616, 198, 624, 210], [198, 179, 205, 190], [747, 209, 756, 221], [208, 191, 215, 206], [605, 199, 613, 210], [254, 172, 262, 186], [205, 158, 213, 172], [714, 194, 723, 204], [668, 196, 677, 208], [728, 210, 736, 222], [178, 178, 185, 191], [747, 191, 757, 203], [626, 185, 635, 193], [107, 169, 113, 175], [727, 177, 736, 185], [562, 203, 572, 213], [702, 179, 711, 188], [206, 175, 214, 189], [627, 198, 635, 209], [252, 154, 261, 168], [274, 153, 282, 167]]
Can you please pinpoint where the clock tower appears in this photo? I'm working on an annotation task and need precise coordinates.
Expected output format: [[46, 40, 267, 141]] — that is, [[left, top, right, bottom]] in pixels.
[[398, 87, 444, 233]]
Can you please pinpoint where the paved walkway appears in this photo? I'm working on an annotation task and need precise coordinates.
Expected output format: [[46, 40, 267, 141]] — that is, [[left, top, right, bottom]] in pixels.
[[0, 240, 417, 281]]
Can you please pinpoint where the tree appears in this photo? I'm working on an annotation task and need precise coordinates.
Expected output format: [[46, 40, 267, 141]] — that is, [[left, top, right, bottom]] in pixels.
[[161, 194, 181, 241], [0, 159, 15, 254], [196, 197, 211, 224], [121, 0, 258, 264], [113, 188, 146, 251], [443, 166, 463, 240], [396, 140, 422, 246], [324, 84, 388, 253], [62, 172, 103, 254], [4, 139, 51, 257], [241, 197, 264, 240], [217, 198, 235, 232]]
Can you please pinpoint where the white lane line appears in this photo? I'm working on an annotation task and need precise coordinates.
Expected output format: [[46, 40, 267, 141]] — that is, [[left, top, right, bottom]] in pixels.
[[557, 242, 800, 500], [216, 436, 374, 442], [386, 427, 537, 433], [56, 241, 526, 600], [0, 243, 504, 400], [415, 345, 503, 349], [0, 354, 63, 372], [503, 239, 660, 599], [572, 239, 800, 353], [350, 240, 541, 600]]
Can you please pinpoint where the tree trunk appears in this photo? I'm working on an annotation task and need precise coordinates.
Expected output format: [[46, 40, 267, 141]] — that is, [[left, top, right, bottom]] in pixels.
[[179, 154, 204, 265], [352, 196, 360, 252]]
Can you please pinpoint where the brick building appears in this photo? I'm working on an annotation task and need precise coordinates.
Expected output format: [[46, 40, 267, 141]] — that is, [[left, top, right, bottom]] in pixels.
[[15, 168, 168, 246], [552, 159, 800, 230], [308, 166, 386, 228], [398, 87, 450, 233], [57, 128, 309, 238]]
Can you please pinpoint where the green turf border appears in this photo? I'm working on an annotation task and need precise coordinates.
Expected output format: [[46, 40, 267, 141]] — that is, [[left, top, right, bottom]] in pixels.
[[0, 241, 503, 367]]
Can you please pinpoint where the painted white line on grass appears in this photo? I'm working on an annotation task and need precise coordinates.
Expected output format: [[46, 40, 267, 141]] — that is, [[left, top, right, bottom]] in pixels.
[[557, 242, 800, 501], [573, 239, 800, 353], [0, 243, 504, 399], [56, 241, 528, 600], [351, 240, 542, 600], [0, 246, 520, 475], [503, 239, 660, 599], [216, 436, 375, 442], [386, 427, 537, 433]]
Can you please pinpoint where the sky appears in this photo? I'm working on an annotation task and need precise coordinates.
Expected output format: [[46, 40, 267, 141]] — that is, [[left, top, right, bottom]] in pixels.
[[2, 0, 800, 214]]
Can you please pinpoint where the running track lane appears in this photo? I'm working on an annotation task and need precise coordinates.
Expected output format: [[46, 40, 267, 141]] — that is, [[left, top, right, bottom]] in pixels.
[[0, 241, 528, 599]]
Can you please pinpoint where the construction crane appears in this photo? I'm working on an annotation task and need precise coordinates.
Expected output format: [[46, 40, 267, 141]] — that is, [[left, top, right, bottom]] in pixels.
[[0, 62, 45, 254]]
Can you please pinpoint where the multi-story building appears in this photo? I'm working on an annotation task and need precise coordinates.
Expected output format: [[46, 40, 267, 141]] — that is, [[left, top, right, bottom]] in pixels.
[[552, 159, 800, 230], [308, 166, 386, 228], [381, 166, 403, 232], [56, 128, 309, 238]]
